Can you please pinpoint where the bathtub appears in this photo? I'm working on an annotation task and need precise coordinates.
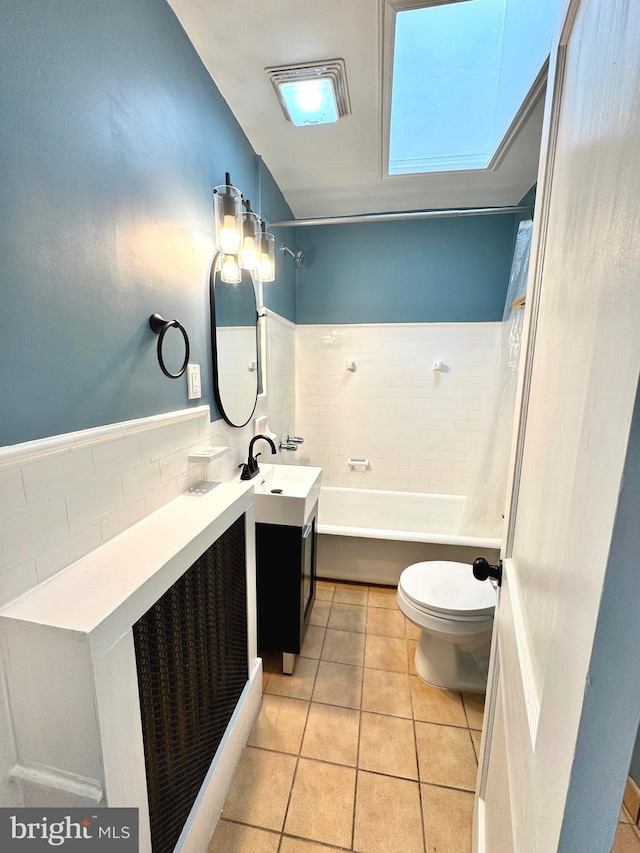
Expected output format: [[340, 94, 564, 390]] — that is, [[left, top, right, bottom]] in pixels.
[[317, 486, 501, 586]]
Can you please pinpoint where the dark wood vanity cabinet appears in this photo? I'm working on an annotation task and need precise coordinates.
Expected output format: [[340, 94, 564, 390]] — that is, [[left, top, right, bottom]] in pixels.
[[255, 500, 317, 664]]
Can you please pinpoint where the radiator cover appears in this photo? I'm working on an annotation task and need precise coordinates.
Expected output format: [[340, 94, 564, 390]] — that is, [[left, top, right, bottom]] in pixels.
[[133, 514, 248, 853]]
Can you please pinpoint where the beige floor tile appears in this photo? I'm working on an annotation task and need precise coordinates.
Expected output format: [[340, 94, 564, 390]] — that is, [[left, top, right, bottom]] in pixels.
[[408, 639, 419, 675], [462, 691, 485, 730], [621, 806, 634, 824], [301, 624, 326, 659], [312, 660, 363, 709], [624, 778, 640, 824], [368, 586, 398, 609], [265, 656, 319, 701], [366, 606, 406, 638], [280, 837, 348, 853], [410, 676, 467, 727], [415, 722, 478, 792], [247, 694, 309, 754], [221, 746, 297, 831], [613, 824, 640, 852], [328, 602, 367, 633], [421, 783, 474, 853], [405, 619, 421, 641], [359, 712, 418, 780], [309, 599, 331, 627], [301, 702, 360, 766], [470, 729, 482, 762], [362, 667, 413, 718], [354, 770, 425, 853], [321, 627, 366, 666], [208, 819, 280, 852], [365, 634, 409, 672], [333, 583, 369, 606], [284, 757, 356, 848], [315, 580, 336, 601]]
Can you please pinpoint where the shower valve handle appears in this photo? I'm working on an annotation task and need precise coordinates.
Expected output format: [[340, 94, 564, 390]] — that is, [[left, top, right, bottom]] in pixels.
[[472, 557, 503, 587]]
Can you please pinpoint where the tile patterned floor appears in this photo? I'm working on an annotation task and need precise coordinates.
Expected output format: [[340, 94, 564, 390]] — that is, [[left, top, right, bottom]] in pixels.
[[208, 581, 483, 853], [614, 809, 640, 853], [208, 579, 640, 852]]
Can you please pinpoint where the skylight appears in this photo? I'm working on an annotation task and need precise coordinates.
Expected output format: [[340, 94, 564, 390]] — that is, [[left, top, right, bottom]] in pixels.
[[389, 0, 562, 176]]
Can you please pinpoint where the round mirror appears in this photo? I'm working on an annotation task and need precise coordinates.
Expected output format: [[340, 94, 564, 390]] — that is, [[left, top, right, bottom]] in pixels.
[[210, 256, 259, 427]]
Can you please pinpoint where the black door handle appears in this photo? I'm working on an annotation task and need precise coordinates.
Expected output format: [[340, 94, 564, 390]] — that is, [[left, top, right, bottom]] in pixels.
[[473, 557, 503, 587]]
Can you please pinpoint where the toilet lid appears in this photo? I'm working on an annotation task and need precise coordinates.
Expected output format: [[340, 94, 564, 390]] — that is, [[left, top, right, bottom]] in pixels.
[[400, 561, 496, 618]]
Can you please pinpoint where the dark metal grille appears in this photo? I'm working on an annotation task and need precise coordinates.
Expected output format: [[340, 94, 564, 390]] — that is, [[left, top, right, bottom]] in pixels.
[[133, 515, 248, 853]]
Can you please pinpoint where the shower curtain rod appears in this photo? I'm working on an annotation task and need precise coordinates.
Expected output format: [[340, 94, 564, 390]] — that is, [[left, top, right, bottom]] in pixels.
[[270, 205, 533, 227]]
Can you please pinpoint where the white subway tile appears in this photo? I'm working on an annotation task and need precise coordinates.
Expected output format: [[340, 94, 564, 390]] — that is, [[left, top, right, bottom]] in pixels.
[[297, 321, 498, 494], [0, 467, 26, 517], [66, 476, 123, 532], [173, 418, 201, 449], [36, 525, 103, 584], [92, 435, 141, 477], [159, 452, 191, 485], [0, 500, 69, 569], [0, 559, 39, 608], [22, 449, 95, 504], [145, 481, 180, 515], [101, 500, 146, 542], [121, 461, 162, 503], [141, 425, 176, 461]]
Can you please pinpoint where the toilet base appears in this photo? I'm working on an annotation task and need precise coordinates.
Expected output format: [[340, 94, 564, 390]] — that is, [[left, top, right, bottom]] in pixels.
[[414, 629, 492, 694]]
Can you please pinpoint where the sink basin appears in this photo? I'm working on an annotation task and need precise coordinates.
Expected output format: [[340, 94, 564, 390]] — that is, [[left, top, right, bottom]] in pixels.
[[250, 463, 322, 526]]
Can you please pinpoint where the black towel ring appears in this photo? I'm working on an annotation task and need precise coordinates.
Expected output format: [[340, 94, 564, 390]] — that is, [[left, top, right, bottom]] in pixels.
[[149, 314, 190, 379]]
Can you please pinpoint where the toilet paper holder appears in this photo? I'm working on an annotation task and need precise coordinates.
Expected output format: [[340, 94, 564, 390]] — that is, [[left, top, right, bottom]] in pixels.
[[348, 458, 370, 472]]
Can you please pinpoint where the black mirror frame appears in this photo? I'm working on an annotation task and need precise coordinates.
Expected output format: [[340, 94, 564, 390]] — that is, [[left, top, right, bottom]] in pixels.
[[209, 251, 259, 428]]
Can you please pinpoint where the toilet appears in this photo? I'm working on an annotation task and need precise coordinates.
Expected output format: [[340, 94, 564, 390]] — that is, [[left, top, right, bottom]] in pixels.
[[397, 560, 496, 693]]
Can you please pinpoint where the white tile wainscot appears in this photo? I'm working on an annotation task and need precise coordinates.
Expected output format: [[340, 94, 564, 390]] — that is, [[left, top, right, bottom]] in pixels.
[[0, 480, 261, 853], [296, 322, 500, 493]]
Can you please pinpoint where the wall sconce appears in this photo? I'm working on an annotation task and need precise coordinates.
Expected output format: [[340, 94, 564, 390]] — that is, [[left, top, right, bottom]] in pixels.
[[217, 252, 241, 284], [212, 174, 277, 284], [239, 203, 261, 272], [259, 225, 276, 282], [280, 243, 305, 268], [213, 173, 243, 255]]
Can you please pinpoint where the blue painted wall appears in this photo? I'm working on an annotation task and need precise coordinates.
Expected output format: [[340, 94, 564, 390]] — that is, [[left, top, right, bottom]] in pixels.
[[295, 214, 518, 324], [0, 0, 295, 446]]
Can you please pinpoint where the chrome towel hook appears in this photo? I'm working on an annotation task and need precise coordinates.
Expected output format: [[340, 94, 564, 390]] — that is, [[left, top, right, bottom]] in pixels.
[[149, 314, 190, 379]]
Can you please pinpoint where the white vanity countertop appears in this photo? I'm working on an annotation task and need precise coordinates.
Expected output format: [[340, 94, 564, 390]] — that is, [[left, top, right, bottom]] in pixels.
[[0, 480, 255, 660]]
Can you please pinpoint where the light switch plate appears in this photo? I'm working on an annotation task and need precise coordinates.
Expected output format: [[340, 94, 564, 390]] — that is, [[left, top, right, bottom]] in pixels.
[[187, 363, 201, 399]]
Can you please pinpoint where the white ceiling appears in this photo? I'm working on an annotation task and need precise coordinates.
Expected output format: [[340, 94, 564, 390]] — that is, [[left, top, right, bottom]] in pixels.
[[167, 0, 544, 220]]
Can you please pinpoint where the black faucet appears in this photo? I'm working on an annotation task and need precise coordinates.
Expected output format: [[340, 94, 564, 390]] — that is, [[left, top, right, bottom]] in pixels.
[[239, 434, 277, 480]]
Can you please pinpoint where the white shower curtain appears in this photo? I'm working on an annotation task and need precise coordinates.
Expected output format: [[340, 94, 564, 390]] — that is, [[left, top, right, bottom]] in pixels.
[[460, 218, 533, 539]]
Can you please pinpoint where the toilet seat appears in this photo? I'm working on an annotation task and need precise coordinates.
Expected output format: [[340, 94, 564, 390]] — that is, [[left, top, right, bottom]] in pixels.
[[399, 561, 495, 620]]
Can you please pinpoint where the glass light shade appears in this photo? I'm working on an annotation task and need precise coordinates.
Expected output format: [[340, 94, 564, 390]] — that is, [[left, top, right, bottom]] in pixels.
[[213, 184, 242, 254], [218, 252, 242, 284], [258, 232, 276, 282], [239, 211, 261, 271]]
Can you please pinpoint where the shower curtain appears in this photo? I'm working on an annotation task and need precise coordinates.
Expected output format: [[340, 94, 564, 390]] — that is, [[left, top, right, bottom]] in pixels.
[[460, 218, 533, 539]]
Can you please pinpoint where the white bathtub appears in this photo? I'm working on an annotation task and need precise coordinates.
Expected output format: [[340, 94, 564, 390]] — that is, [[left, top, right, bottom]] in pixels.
[[317, 486, 501, 586]]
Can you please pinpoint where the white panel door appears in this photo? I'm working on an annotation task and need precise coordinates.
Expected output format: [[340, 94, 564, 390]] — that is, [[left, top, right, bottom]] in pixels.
[[475, 0, 640, 850]]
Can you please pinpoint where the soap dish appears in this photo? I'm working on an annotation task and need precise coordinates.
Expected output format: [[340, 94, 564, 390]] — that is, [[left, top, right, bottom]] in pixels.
[[188, 446, 228, 463]]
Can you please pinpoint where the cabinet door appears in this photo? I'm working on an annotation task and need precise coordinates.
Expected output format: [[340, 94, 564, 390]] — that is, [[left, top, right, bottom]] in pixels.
[[256, 522, 303, 654], [301, 513, 317, 623]]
